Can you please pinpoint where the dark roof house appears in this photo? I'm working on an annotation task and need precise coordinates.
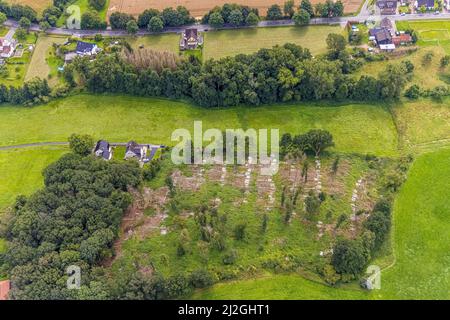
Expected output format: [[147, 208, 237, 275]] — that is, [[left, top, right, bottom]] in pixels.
[[180, 28, 204, 50], [376, 0, 397, 14], [94, 140, 112, 160], [370, 28, 393, 45], [125, 141, 149, 162], [416, 0, 435, 8], [75, 41, 99, 56]]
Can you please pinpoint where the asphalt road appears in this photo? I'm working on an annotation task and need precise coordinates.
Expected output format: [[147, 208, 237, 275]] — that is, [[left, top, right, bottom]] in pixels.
[[3, 0, 450, 38]]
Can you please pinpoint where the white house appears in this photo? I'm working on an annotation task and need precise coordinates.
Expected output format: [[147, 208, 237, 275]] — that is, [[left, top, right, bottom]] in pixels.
[[0, 39, 16, 58]]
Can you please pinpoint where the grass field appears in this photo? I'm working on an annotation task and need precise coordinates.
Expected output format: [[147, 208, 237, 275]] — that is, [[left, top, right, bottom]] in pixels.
[[397, 20, 450, 53], [193, 147, 450, 299], [0, 147, 68, 210], [6, 0, 52, 14], [128, 25, 343, 60], [0, 95, 398, 156], [392, 98, 450, 151], [357, 47, 450, 90], [203, 25, 342, 59], [25, 36, 67, 85], [128, 33, 180, 53]]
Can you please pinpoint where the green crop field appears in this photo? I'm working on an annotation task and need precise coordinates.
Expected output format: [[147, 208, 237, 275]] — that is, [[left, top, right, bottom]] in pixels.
[[193, 147, 450, 299], [203, 25, 343, 59], [0, 95, 398, 156]]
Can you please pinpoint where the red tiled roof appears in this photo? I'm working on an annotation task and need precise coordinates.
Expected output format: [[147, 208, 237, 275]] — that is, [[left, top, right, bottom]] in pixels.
[[0, 280, 10, 300], [393, 34, 412, 45]]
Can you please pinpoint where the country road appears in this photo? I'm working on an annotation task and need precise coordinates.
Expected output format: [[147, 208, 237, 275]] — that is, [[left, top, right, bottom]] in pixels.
[[4, 0, 450, 38]]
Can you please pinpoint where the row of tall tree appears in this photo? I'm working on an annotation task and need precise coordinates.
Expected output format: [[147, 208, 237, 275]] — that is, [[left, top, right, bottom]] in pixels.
[[68, 37, 409, 108]]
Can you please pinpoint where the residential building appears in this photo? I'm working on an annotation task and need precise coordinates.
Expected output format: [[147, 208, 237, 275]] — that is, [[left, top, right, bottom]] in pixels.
[[376, 0, 398, 14], [180, 28, 204, 50], [369, 28, 393, 45], [94, 140, 113, 160], [0, 38, 16, 58], [380, 17, 394, 35], [75, 41, 99, 56], [125, 141, 149, 162], [392, 33, 413, 45], [416, 0, 435, 9]]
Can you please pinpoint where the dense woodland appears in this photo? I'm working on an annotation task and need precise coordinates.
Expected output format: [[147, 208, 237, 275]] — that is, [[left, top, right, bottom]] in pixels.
[[66, 36, 410, 108]]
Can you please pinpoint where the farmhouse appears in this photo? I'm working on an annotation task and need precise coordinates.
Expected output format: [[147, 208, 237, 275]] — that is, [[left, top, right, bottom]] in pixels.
[[76, 41, 99, 56], [376, 0, 398, 14], [369, 28, 393, 45], [0, 38, 16, 58], [180, 28, 203, 50], [0, 280, 10, 300], [125, 141, 150, 162], [94, 140, 113, 160]]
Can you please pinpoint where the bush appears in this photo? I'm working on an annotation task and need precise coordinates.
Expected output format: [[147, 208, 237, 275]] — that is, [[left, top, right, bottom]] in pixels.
[[405, 84, 421, 99], [364, 211, 391, 250], [332, 238, 369, 276], [222, 249, 238, 265], [189, 269, 214, 288], [68, 133, 94, 156]]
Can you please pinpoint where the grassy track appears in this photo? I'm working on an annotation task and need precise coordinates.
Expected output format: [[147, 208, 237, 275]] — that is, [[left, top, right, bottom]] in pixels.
[[203, 25, 342, 59], [193, 148, 450, 299], [0, 95, 398, 156]]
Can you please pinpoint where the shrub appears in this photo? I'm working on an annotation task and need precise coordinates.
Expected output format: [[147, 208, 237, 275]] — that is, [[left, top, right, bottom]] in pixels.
[[189, 269, 214, 288], [222, 249, 238, 265]]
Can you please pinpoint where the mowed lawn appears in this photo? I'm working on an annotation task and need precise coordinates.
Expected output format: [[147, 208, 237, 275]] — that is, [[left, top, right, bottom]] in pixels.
[[203, 25, 342, 59], [0, 95, 398, 156], [375, 147, 450, 299], [193, 274, 368, 300], [0, 147, 68, 210], [193, 148, 450, 299], [128, 33, 181, 53]]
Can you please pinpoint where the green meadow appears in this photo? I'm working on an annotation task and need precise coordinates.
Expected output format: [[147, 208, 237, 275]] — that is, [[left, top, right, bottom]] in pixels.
[[0, 95, 398, 156]]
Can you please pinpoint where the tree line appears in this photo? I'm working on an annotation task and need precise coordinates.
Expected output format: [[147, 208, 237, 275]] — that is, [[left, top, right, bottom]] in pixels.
[[0, 78, 52, 106], [67, 35, 410, 108]]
